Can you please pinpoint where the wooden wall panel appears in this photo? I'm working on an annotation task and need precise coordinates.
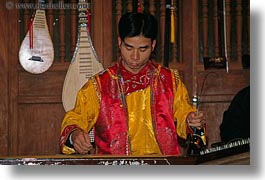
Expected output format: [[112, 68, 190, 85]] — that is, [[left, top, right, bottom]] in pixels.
[[13, 64, 68, 155], [200, 103, 230, 147], [0, 1, 9, 156], [197, 70, 250, 96], [18, 68, 66, 97], [17, 104, 64, 155]]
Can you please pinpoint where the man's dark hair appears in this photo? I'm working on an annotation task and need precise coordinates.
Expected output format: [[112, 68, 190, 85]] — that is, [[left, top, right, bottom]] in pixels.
[[118, 12, 158, 41]]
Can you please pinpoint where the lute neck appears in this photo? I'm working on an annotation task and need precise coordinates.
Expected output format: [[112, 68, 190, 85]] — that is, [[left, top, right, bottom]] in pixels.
[[78, 0, 91, 29]]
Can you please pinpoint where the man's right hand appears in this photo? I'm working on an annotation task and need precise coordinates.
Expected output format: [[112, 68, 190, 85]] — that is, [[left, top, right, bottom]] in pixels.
[[71, 129, 93, 154]]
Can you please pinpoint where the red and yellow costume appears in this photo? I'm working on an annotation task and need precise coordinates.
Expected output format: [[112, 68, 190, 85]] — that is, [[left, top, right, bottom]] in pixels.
[[60, 61, 196, 155]]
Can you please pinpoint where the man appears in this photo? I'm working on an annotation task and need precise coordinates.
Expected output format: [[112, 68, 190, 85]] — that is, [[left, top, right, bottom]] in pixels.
[[220, 86, 250, 143], [60, 12, 205, 155]]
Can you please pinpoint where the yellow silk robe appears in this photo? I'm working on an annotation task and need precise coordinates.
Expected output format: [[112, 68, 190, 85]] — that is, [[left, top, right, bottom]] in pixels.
[[60, 67, 196, 155]]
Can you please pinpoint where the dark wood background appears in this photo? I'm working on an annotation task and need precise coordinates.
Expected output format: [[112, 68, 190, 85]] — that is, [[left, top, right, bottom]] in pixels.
[[0, 0, 249, 156]]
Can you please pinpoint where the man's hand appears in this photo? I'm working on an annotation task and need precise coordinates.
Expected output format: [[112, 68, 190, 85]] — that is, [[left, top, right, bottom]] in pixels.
[[186, 111, 205, 128], [71, 129, 93, 154]]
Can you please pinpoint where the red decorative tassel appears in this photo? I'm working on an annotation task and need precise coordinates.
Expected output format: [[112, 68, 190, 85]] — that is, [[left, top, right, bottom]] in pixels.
[[137, 0, 142, 13], [29, 17, 34, 49], [87, 9, 91, 33]]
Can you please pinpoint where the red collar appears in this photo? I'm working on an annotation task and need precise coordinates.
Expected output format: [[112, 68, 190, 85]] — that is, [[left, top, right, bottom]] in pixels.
[[119, 61, 151, 95]]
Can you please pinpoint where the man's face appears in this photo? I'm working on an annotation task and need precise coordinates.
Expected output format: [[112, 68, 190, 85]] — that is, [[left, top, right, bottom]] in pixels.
[[118, 36, 156, 74]]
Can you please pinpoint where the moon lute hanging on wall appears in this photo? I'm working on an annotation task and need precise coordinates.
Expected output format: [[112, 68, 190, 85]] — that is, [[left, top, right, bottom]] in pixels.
[[62, 0, 104, 112], [19, 0, 54, 74]]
